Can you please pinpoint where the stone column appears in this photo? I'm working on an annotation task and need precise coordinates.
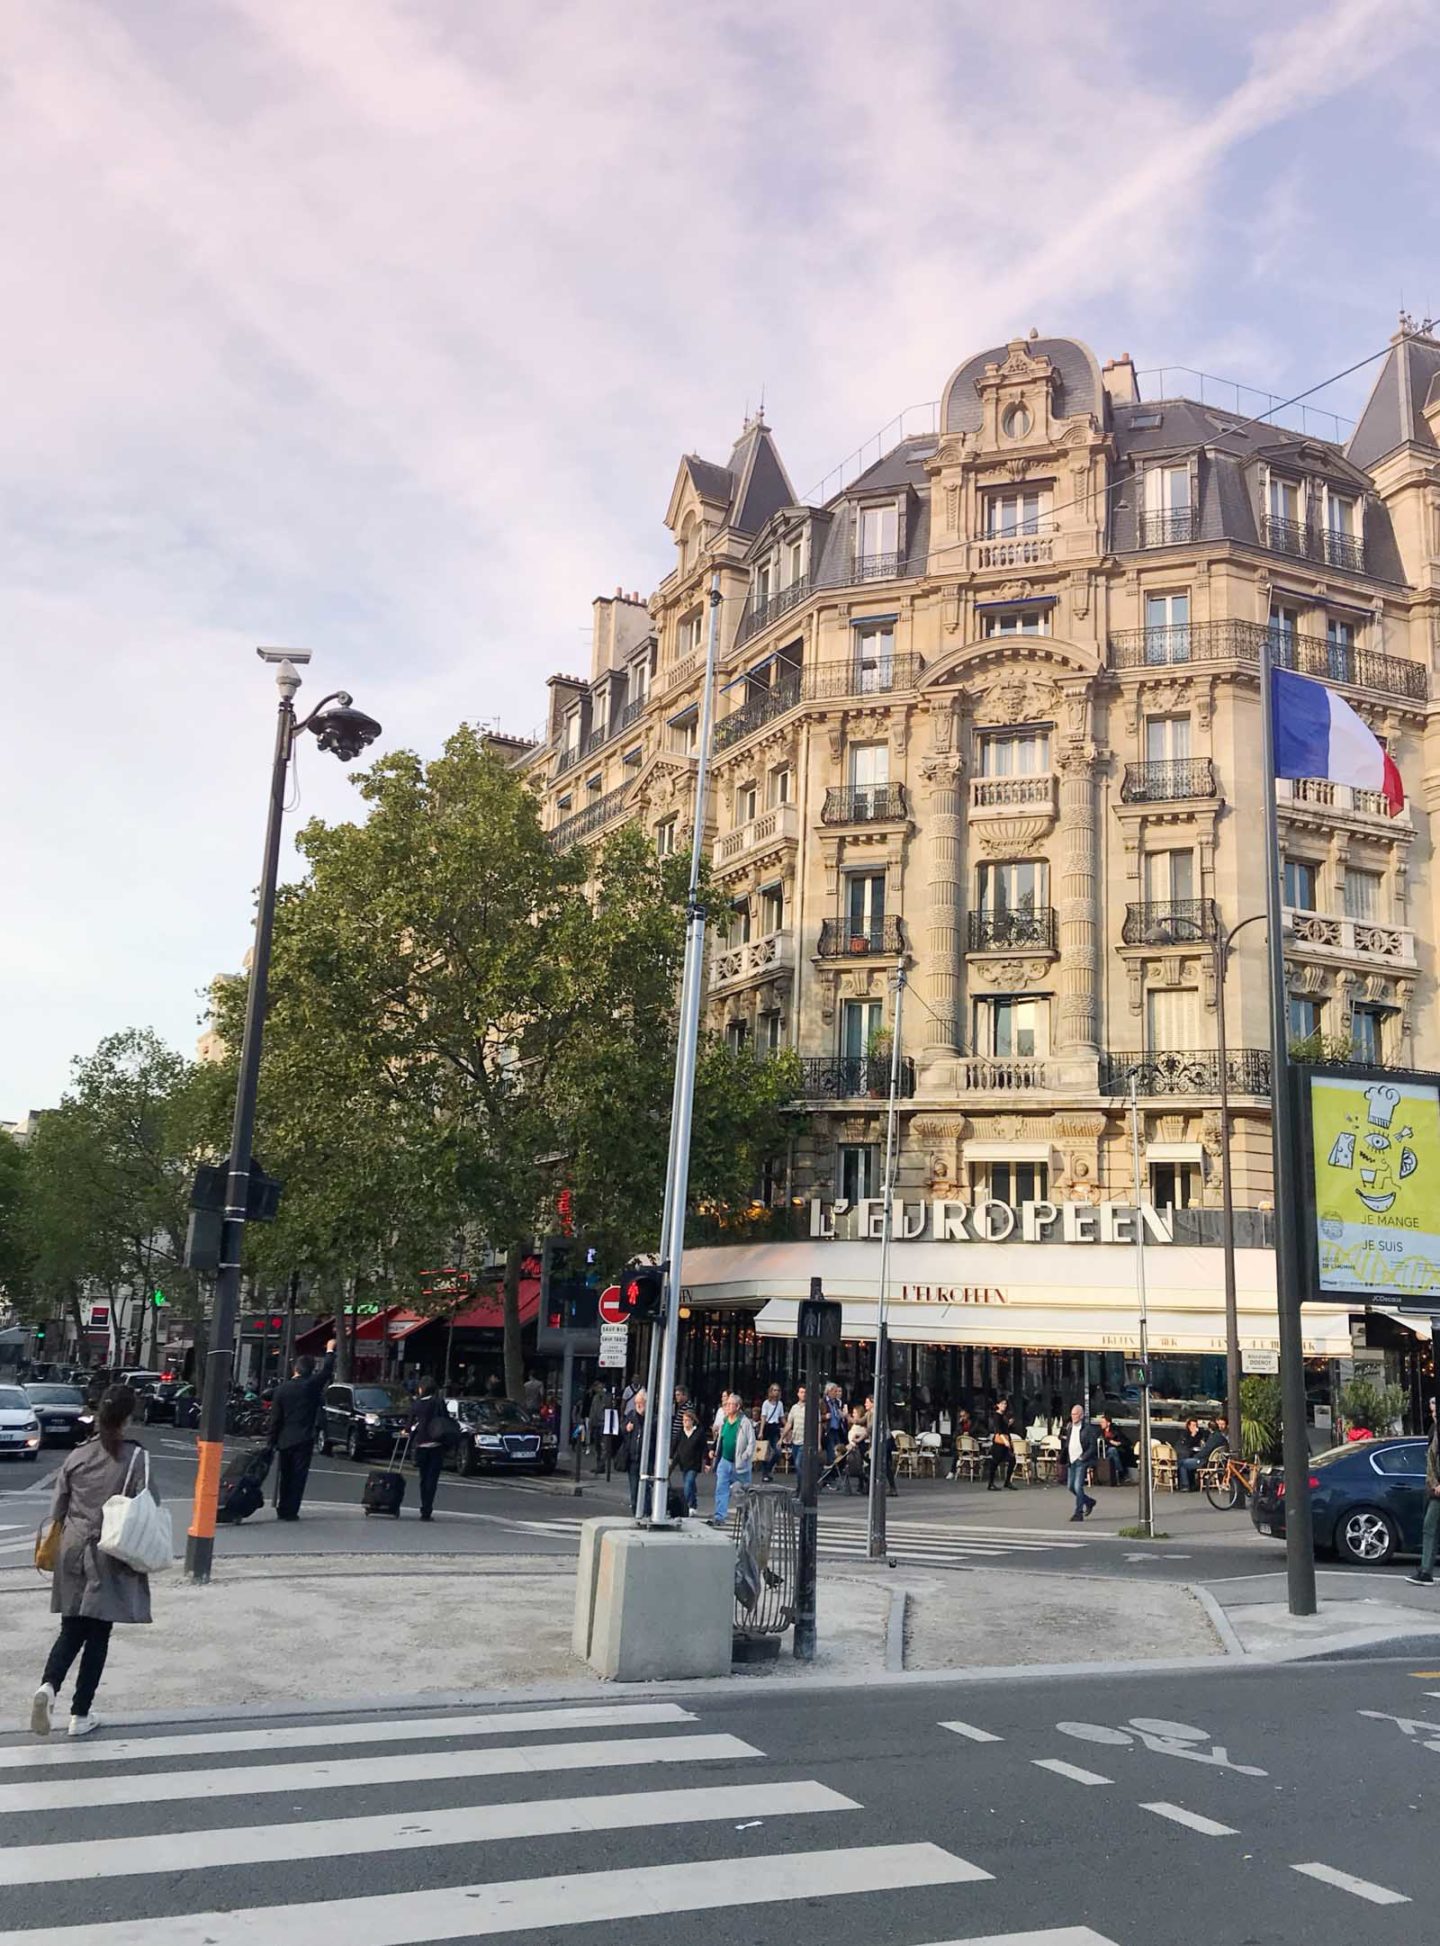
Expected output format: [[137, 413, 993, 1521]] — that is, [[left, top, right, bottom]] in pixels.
[[918, 750, 965, 1064], [1054, 746, 1101, 1077]]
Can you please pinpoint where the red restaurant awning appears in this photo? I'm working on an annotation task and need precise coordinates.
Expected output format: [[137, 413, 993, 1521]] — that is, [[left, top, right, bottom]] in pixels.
[[448, 1279, 541, 1332]]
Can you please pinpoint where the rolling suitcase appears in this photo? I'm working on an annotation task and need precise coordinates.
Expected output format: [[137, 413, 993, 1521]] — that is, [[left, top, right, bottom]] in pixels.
[[363, 1434, 408, 1517], [217, 1445, 270, 1525]]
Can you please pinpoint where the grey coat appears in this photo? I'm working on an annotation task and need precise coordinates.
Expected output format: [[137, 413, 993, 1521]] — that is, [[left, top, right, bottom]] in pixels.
[[49, 1437, 159, 1624]]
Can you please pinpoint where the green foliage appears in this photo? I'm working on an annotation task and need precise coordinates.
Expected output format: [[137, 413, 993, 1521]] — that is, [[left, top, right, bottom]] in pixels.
[[1239, 1374, 1283, 1461], [0, 1130, 31, 1303], [1339, 1378, 1406, 1436], [1288, 1032, 1361, 1065]]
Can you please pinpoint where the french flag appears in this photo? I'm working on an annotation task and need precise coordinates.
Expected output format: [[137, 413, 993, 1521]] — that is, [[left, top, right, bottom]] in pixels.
[[1271, 667, 1403, 815]]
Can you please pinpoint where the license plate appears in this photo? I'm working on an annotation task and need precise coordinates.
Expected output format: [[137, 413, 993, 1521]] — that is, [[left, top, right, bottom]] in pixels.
[[1258, 1522, 1274, 1535]]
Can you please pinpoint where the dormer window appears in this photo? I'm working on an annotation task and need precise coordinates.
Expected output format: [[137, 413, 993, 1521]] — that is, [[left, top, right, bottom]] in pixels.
[[1265, 475, 1305, 556], [1325, 491, 1363, 571], [985, 488, 1049, 537], [1141, 465, 1193, 546], [678, 513, 698, 573], [1001, 402, 1033, 440], [786, 536, 805, 586], [856, 502, 899, 577]]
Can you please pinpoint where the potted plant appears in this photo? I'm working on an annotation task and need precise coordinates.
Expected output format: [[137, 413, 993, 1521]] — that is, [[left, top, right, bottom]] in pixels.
[[866, 1026, 893, 1095]]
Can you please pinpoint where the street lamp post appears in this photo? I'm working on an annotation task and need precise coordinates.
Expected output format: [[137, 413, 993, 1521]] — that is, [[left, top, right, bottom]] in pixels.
[[184, 653, 380, 1584], [1126, 1070, 1155, 1540], [866, 960, 906, 1561]]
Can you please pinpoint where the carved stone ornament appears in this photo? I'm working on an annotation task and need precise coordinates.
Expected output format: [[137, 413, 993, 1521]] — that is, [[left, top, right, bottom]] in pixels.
[[976, 816, 1055, 857], [971, 956, 1048, 987], [920, 752, 965, 793], [980, 676, 1042, 726]]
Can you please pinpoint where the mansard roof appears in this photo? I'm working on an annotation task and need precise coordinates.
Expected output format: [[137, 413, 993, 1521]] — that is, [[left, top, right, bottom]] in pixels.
[[1347, 328, 1440, 469]]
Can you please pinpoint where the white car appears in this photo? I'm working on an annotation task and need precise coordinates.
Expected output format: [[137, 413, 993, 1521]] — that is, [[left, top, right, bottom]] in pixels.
[[0, 1384, 42, 1461]]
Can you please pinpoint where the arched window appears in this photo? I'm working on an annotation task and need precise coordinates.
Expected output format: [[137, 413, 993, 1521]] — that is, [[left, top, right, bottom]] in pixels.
[[679, 514, 697, 572]]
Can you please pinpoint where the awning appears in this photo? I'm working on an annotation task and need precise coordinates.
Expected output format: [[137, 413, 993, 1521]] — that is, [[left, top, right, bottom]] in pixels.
[[448, 1279, 541, 1332], [974, 594, 1058, 611]]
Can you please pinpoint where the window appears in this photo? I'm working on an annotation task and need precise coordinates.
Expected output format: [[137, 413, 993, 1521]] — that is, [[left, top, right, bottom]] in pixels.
[[857, 502, 898, 563], [668, 706, 699, 756], [1269, 601, 1301, 649], [1326, 616, 1356, 682], [985, 488, 1049, 536], [848, 743, 890, 803], [1143, 591, 1190, 663], [839, 1144, 880, 1203], [1289, 995, 1324, 1042], [1001, 402, 1033, 440], [1351, 1006, 1386, 1064], [1145, 987, 1200, 1053], [726, 1019, 750, 1053], [629, 657, 648, 706], [623, 745, 642, 769], [1142, 465, 1191, 542], [846, 872, 886, 941], [677, 610, 704, 658], [1370, 1444, 1423, 1476], [1143, 848, 1196, 903], [726, 900, 752, 949], [1326, 493, 1359, 566], [976, 995, 1044, 1058], [557, 794, 573, 812], [984, 1160, 1049, 1203], [655, 818, 677, 858], [786, 537, 805, 586], [1283, 857, 1319, 909], [760, 884, 785, 935], [761, 1011, 785, 1054], [978, 728, 1050, 776], [1268, 475, 1302, 528], [678, 514, 698, 572], [853, 621, 896, 691], [755, 556, 775, 601], [978, 860, 1047, 914], [737, 782, 758, 825], [982, 606, 1051, 637], [1343, 867, 1381, 921], [585, 773, 602, 795], [768, 764, 792, 807], [842, 998, 884, 1060], [563, 711, 581, 754], [1145, 714, 1192, 762], [1150, 1162, 1201, 1211]]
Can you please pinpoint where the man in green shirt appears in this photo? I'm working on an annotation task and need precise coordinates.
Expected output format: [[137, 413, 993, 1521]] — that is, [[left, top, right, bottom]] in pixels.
[[709, 1393, 756, 1526]]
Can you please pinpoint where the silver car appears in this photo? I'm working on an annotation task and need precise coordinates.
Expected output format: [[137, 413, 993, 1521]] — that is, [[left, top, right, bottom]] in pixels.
[[0, 1384, 42, 1461]]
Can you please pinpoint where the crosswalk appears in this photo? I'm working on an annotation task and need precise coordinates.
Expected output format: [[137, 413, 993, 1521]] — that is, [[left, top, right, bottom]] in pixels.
[[0, 1698, 1121, 1945], [817, 1514, 1090, 1568]]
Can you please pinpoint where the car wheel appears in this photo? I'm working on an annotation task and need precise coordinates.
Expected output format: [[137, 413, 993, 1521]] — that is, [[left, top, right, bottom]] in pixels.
[[347, 1427, 362, 1462], [1336, 1506, 1397, 1567]]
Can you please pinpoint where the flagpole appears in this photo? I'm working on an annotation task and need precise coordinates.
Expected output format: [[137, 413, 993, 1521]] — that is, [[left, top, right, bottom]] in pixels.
[[1259, 629, 1317, 1617]]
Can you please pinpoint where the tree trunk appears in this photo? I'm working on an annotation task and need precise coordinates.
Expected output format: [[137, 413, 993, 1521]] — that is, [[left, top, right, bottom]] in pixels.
[[503, 1238, 526, 1404]]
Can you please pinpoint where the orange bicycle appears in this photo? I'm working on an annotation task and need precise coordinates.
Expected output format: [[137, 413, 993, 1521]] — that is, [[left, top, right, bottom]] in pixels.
[[1204, 1453, 1259, 1511]]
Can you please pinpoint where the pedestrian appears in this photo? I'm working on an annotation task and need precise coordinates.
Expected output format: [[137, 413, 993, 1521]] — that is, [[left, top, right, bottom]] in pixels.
[[758, 1383, 785, 1481], [586, 1380, 608, 1475], [1177, 1417, 1207, 1492], [484, 1371, 503, 1398], [622, 1389, 648, 1515], [822, 1384, 847, 1467], [1409, 1397, 1440, 1586], [409, 1377, 455, 1522], [1197, 1415, 1230, 1481], [622, 1374, 640, 1419], [783, 1385, 808, 1477], [522, 1371, 544, 1414], [30, 1386, 158, 1738], [986, 1397, 1017, 1491], [266, 1355, 324, 1521], [669, 1385, 692, 1448], [709, 1392, 755, 1526], [671, 1408, 706, 1514], [1098, 1414, 1134, 1487], [1066, 1404, 1100, 1522], [844, 1409, 869, 1496]]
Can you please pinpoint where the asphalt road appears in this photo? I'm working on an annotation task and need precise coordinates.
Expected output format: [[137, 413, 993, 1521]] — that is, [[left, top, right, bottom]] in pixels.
[[0, 1659, 1435, 1943]]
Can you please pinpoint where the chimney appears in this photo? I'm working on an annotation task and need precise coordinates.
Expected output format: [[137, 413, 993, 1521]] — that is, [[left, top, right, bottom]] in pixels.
[[1103, 354, 1139, 408]]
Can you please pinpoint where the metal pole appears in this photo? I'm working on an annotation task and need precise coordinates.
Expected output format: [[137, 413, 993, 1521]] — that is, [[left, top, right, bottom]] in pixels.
[[1258, 630, 1317, 1615], [647, 571, 723, 1525], [1128, 1071, 1155, 1539], [558, 1339, 575, 1458], [794, 1326, 821, 1660], [185, 666, 298, 1581], [867, 962, 906, 1558], [1214, 923, 1244, 1480]]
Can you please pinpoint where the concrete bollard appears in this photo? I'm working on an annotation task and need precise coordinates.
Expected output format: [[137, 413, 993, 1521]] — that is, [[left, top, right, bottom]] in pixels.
[[585, 1521, 734, 1681]]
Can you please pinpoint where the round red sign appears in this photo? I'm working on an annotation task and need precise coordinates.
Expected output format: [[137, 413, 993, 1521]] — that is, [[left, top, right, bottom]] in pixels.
[[597, 1284, 626, 1326]]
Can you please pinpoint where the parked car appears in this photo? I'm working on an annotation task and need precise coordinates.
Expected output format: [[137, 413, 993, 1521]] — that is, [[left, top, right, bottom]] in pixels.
[[23, 1383, 93, 1446], [141, 1381, 199, 1427], [1251, 1437, 1429, 1566], [446, 1396, 559, 1476], [119, 1369, 165, 1391], [316, 1382, 414, 1461], [0, 1385, 42, 1461]]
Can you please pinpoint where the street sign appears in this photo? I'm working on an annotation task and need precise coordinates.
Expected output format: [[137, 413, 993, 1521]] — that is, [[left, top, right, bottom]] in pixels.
[[598, 1322, 629, 1368], [1242, 1348, 1279, 1375], [597, 1285, 626, 1327], [797, 1296, 842, 1345]]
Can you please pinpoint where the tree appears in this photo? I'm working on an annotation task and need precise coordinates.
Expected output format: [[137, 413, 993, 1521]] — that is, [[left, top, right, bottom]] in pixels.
[[0, 1129, 31, 1308]]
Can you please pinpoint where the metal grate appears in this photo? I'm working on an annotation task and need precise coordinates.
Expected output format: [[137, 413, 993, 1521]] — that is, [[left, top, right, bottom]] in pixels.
[[728, 1484, 799, 1639]]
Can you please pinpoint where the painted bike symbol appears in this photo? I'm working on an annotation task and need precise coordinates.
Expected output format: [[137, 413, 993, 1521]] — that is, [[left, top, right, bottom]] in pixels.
[[1056, 1716, 1267, 1776]]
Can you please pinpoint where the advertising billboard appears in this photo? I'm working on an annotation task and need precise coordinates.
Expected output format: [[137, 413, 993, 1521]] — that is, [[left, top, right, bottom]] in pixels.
[[1301, 1065, 1440, 1300]]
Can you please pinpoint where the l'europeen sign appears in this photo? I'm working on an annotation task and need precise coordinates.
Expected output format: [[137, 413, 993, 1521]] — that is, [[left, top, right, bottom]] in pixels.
[[809, 1198, 1175, 1245]]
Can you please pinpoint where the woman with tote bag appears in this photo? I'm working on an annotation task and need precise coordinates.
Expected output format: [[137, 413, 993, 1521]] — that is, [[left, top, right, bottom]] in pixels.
[[30, 1385, 164, 1738]]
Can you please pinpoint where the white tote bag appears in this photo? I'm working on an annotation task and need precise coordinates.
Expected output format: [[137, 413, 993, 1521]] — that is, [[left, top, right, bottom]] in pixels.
[[98, 1446, 173, 1576]]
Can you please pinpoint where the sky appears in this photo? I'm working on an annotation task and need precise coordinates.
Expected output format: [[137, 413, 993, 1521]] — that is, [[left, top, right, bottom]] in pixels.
[[2, 0, 1436, 1119]]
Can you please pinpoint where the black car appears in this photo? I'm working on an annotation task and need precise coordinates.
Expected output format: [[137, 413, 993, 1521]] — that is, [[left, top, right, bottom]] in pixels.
[[316, 1382, 413, 1461], [446, 1396, 559, 1476], [1251, 1437, 1429, 1566], [141, 1382, 200, 1428], [23, 1384, 93, 1446]]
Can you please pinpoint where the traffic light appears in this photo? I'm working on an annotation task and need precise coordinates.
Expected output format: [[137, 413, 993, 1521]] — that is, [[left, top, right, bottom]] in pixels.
[[538, 1236, 601, 1345], [34, 1322, 46, 1347], [152, 1289, 167, 1309], [620, 1264, 666, 1323]]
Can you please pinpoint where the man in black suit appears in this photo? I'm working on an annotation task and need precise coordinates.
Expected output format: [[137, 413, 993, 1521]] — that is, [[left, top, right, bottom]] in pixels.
[[267, 1355, 324, 1520]]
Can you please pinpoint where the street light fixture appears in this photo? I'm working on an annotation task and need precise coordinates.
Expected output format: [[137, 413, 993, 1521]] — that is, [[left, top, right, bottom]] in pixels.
[[184, 654, 381, 1583]]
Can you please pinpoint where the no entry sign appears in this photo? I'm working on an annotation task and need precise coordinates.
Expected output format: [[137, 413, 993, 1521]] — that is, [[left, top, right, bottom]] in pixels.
[[597, 1284, 626, 1326]]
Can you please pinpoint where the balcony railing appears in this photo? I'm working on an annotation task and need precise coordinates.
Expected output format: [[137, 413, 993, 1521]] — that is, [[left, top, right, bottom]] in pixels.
[[968, 908, 1058, 953], [974, 532, 1055, 569], [1100, 1050, 1272, 1096], [1285, 907, 1417, 968], [735, 575, 812, 645], [1109, 619, 1426, 703], [1261, 512, 1367, 574], [618, 695, 646, 731], [1324, 527, 1365, 572], [714, 801, 800, 868], [821, 784, 908, 825], [955, 1057, 1053, 1092], [969, 773, 1058, 816], [713, 674, 802, 752], [548, 784, 630, 853], [709, 929, 797, 992], [1120, 758, 1218, 803], [818, 916, 904, 959], [1121, 898, 1218, 946], [581, 723, 608, 756], [1262, 513, 1310, 560], [555, 743, 582, 776], [661, 649, 703, 695], [806, 653, 924, 699], [847, 551, 905, 583], [1277, 777, 1410, 825], [796, 1055, 917, 1099], [1138, 510, 1199, 548]]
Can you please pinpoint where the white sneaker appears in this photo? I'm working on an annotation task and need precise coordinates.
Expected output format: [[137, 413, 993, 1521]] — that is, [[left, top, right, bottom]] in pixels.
[[29, 1685, 54, 1737], [67, 1713, 99, 1739]]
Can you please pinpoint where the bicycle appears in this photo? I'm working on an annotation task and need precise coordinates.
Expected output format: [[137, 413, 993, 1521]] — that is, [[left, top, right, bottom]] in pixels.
[[1203, 1452, 1259, 1511]]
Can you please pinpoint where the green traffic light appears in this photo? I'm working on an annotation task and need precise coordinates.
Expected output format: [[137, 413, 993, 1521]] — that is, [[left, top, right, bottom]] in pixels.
[[153, 1290, 168, 1308]]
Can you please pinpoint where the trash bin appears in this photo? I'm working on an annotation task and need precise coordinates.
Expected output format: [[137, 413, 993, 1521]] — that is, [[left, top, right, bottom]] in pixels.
[[728, 1483, 798, 1654]]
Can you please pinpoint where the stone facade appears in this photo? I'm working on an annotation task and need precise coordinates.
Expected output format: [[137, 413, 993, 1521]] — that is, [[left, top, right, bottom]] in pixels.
[[511, 327, 1440, 1224]]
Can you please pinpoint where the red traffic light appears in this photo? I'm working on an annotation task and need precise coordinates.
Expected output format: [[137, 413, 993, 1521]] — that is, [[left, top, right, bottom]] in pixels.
[[619, 1265, 665, 1323]]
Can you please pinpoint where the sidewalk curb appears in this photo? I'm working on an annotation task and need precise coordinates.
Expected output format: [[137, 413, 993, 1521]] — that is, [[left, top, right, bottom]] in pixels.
[[884, 1586, 907, 1673], [1190, 1584, 1248, 1658]]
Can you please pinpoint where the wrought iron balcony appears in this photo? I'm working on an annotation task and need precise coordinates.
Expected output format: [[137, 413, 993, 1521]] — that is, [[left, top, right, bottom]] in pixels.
[[1324, 527, 1365, 572], [713, 674, 802, 752], [617, 696, 646, 731], [968, 908, 1057, 952], [1101, 1050, 1272, 1097], [581, 722, 609, 756], [1262, 513, 1311, 560], [1137, 510, 1198, 548], [818, 916, 904, 959], [548, 784, 630, 853], [554, 743, 582, 776], [735, 575, 812, 645], [1120, 758, 1218, 803], [821, 784, 908, 825], [1108, 619, 1426, 703], [1261, 513, 1367, 574], [1121, 898, 1218, 946], [806, 654, 923, 699], [848, 551, 905, 583], [795, 1054, 917, 1099]]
